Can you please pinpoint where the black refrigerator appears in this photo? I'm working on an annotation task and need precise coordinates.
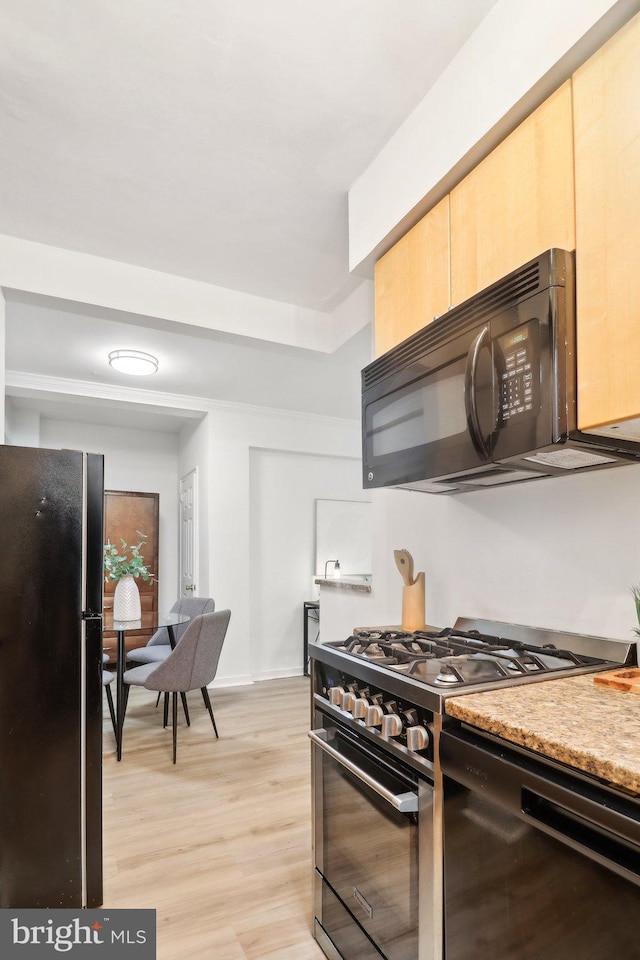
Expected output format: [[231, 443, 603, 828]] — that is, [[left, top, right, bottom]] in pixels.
[[0, 445, 104, 907]]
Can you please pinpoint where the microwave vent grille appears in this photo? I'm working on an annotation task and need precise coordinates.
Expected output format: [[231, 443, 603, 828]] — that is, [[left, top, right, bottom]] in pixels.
[[364, 260, 541, 389]]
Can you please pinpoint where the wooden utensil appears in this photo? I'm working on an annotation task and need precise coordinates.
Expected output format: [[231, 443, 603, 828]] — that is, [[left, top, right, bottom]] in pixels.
[[394, 549, 415, 585], [393, 549, 425, 631]]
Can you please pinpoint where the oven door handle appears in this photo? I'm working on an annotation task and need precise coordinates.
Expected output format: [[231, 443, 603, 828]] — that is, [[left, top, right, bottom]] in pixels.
[[309, 729, 419, 813]]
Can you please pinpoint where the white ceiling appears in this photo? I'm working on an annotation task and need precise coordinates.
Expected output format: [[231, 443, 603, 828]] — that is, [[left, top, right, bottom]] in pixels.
[[5, 289, 370, 422], [1, 0, 498, 426]]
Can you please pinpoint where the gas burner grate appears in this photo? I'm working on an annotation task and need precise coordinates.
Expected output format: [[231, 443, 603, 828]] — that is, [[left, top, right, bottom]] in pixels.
[[323, 622, 615, 690]]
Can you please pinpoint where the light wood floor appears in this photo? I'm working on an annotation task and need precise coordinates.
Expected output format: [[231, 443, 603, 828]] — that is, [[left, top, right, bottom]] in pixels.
[[102, 676, 325, 960]]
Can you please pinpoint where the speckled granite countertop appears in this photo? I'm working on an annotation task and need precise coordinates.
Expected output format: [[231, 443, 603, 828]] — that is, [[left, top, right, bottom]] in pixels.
[[445, 672, 640, 795]]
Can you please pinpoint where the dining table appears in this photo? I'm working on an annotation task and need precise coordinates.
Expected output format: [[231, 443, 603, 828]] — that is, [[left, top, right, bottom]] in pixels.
[[103, 611, 191, 760]]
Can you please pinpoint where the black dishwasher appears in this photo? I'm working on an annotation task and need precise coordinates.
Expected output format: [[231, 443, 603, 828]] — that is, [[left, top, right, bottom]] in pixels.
[[440, 725, 640, 960]]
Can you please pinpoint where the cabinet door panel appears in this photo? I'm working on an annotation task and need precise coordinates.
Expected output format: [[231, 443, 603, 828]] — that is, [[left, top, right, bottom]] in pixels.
[[450, 81, 575, 307], [573, 12, 640, 430], [374, 196, 450, 357]]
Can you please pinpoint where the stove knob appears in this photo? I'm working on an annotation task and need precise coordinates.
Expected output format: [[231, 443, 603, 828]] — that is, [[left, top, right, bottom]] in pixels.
[[329, 686, 345, 707], [381, 714, 403, 738], [352, 697, 368, 719], [365, 704, 384, 727], [406, 725, 430, 752], [341, 691, 356, 712]]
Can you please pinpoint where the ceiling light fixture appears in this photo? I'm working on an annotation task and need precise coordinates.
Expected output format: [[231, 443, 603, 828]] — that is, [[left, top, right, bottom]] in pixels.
[[108, 350, 159, 376]]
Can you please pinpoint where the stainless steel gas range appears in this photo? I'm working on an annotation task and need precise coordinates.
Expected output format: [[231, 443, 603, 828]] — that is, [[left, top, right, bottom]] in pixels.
[[309, 618, 634, 960]]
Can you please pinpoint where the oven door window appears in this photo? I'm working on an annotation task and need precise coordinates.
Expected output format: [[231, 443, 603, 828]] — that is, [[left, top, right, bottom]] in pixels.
[[318, 727, 419, 960], [444, 776, 640, 960]]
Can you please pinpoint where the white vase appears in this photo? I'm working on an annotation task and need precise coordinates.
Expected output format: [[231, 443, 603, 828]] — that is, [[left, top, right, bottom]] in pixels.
[[113, 575, 141, 621]]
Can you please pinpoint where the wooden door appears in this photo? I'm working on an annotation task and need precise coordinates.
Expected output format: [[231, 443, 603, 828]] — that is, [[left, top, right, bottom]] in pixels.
[[374, 195, 450, 356], [573, 11, 640, 431], [103, 491, 159, 661], [450, 81, 576, 306]]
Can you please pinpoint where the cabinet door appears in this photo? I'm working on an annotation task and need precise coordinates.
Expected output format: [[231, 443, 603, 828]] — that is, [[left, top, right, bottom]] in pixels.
[[373, 195, 450, 357], [573, 12, 640, 431], [450, 81, 575, 307]]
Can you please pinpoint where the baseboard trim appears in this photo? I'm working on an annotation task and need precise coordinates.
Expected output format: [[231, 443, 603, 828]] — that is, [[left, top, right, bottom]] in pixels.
[[253, 666, 305, 682], [210, 674, 254, 689], [209, 667, 305, 688]]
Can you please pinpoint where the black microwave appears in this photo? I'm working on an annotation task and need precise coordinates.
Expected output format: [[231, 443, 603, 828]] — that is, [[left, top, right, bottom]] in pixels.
[[362, 249, 640, 495]]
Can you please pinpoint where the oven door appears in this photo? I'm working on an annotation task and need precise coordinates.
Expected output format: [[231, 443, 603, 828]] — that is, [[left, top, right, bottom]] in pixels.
[[362, 320, 496, 489], [441, 727, 640, 960], [311, 714, 433, 960]]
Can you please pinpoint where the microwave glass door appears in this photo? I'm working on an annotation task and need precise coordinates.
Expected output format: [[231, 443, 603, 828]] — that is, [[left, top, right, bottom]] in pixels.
[[363, 323, 495, 487]]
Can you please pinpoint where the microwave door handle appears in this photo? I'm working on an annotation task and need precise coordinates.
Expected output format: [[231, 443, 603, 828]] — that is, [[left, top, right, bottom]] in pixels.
[[464, 325, 490, 458]]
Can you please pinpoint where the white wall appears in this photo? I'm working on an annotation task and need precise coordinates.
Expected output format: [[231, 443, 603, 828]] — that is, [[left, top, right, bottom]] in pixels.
[[199, 405, 362, 685], [40, 419, 179, 613], [4, 400, 40, 447], [318, 464, 640, 648], [249, 448, 367, 680]]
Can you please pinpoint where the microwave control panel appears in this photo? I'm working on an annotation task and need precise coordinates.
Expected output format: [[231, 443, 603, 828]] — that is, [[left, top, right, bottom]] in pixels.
[[496, 320, 540, 423]]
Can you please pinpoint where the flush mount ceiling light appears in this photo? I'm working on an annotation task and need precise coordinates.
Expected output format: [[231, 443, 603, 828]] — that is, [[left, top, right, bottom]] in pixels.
[[108, 350, 159, 376]]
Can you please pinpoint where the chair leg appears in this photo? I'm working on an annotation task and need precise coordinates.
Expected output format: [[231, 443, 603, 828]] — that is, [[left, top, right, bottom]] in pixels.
[[122, 683, 130, 718], [155, 692, 161, 708], [162, 691, 189, 727], [180, 692, 191, 726], [172, 691, 178, 764], [105, 684, 117, 742], [201, 686, 219, 738]]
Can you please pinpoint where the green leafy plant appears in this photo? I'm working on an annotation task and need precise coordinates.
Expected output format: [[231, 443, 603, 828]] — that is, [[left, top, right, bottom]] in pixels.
[[104, 532, 155, 584], [631, 585, 640, 638]]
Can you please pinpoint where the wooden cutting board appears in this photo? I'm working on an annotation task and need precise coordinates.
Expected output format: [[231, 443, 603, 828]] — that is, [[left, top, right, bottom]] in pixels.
[[594, 668, 640, 693]]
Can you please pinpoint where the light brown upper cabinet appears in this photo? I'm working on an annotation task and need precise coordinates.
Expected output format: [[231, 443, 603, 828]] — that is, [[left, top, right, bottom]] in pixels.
[[373, 196, 450, 357], [373, 84, 576, 356], [573, 11, 640, 432], [449, 81, 576, 307]]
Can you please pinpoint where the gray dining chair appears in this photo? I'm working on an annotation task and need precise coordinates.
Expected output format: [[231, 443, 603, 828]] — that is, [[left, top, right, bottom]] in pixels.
[[126, 596, 215, 665], [122, 609, 231, 763]]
